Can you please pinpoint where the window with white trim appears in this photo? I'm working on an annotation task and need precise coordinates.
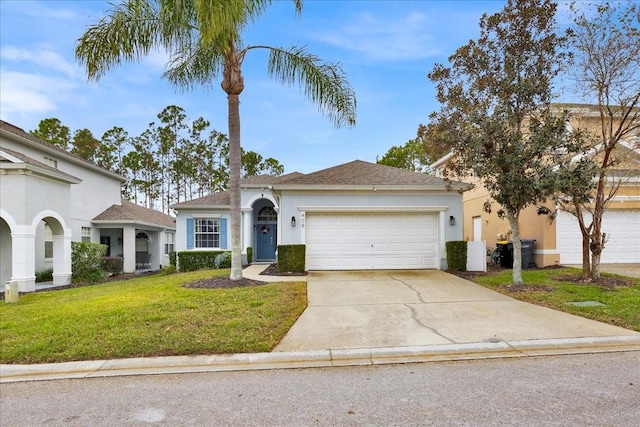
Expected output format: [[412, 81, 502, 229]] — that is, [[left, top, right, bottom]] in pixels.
[[81, 227, 91, 243], [44, 223, 53, 259], [165, 232, 175, 254], [195, 219, 220, 248]]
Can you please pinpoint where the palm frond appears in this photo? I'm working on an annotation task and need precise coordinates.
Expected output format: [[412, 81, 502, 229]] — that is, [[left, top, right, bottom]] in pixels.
[[263, 45, 357, 128]]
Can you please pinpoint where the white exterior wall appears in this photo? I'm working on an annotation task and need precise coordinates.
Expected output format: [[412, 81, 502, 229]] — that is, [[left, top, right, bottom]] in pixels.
[[1, 137, 122, 242], [174, 209, 231, 252], [278, 191, 463, 269]]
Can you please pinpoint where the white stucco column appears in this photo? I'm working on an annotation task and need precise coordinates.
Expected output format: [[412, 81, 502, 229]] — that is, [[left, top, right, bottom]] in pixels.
[[122, 226, 137, 273], [11, 226, 36, 292], [241, 208, 253, 252], [52, 232, 72, 286]]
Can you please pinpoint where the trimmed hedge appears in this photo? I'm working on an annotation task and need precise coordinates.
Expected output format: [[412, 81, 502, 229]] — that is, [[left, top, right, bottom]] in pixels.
[[72, 242, 107, 283], [177, 251, 230, 272], [446, 241, 467, 271], [277, 244, 306, 273], [246, 247, 253, 265], [169, 251, 177, 268], [102, 256, 124, 276]]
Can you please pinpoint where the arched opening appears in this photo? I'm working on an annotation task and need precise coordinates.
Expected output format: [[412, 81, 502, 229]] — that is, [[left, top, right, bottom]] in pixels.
[[253, 200, 278, 261], [0, 217, 12, 287], [135, 232, 151, 269]]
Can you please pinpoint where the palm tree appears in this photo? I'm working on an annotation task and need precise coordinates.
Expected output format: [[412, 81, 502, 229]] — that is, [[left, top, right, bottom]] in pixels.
[[76, 0, 357, 279]]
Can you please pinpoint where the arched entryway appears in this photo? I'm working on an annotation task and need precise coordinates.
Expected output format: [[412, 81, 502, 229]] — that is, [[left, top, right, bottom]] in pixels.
[[135, 231, 151, 269], [253, 200, 278, 262], [0, 217, 12, 287]]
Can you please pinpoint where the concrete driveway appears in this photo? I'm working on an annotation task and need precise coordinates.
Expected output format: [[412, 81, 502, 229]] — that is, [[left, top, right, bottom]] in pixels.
[[274, 270, 638, 352]]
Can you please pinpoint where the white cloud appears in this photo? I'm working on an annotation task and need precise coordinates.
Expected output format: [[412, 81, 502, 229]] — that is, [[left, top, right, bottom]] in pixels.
[[315, 11, 440, 61], [0, 70, 77, 116], [0, 46, 80, 78]]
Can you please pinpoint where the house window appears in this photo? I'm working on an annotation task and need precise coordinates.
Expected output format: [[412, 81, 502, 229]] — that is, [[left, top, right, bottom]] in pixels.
[[195, 219, 220, 248], [43, 156, 58, 168], [44, 223, 53, 259], [257, 206, 277, 222], [165, 232, 175, 254], [81, 227, 91, 242]]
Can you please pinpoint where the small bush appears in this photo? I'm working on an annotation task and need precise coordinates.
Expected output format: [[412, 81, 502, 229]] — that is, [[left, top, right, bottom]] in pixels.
[[446, 241, 467, 272], [177, 251, 230, 272], [102, 257, 124, 276], [277, 245, 306, 273], [246, 247, 253, 265], [169, 251, 177, 268], [72, 242, 107, 284], [214, 251, 232, 269], [159, 265, 177, 275], [35, 268, 54, 282]]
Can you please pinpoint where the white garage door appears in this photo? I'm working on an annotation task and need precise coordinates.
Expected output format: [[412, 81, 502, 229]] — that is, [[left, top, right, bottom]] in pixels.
[[305, 212, 438, 270], [557, 210, 640, 264]]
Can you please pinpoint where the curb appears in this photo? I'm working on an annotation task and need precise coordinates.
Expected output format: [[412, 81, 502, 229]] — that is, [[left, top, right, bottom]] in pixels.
[[2, 335, 639, 383]]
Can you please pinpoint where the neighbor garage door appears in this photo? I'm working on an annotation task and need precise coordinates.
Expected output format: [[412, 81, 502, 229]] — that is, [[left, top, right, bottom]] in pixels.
[[557, 210, 640, 264], [305, 212, 438, 270]]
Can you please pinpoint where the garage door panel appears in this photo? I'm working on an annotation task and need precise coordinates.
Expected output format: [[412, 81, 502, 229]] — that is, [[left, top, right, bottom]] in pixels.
[[306, 212, 439, 270], [557, 210, 640, 264]]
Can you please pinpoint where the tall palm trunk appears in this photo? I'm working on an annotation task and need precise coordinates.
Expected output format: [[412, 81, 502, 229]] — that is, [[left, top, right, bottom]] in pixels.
[[223, 50, 245, 280]]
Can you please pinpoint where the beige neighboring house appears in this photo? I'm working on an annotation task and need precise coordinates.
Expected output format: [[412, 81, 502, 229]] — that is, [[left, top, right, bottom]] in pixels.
[[0, 120, 175, 292], [431, 106, 640, 267]]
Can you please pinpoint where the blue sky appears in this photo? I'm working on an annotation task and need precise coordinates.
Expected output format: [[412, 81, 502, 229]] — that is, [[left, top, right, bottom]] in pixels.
[[1, 0, 573, 173]]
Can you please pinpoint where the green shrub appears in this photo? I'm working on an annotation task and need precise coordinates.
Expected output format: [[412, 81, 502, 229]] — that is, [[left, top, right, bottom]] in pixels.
[[72, 242, 107, 284], [446, 241, 467, 272], [177, 251, 229, 272], [277, 245, 306, 273], [169, 251, 177, 267], [159, 265, 177, 275], [214, 251, 232, 269], [246, 247, 253, 265], [102, 257, 124, 276], [35, 268, 54, 282]]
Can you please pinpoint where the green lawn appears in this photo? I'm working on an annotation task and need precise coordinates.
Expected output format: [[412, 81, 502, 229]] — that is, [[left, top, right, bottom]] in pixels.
[[0, 270, 307, 364], [469, 267, 640, 332]]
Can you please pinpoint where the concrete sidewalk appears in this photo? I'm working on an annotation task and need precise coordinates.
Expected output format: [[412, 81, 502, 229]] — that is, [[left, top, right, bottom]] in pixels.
[[2, 267, 639, 383]]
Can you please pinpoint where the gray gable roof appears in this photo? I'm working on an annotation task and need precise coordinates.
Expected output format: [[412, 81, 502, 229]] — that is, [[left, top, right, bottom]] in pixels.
[[172, 191, 231, 208], [277, 160, 451, 186], [93, 199, 176, 229], [174, 160, 465, 209]]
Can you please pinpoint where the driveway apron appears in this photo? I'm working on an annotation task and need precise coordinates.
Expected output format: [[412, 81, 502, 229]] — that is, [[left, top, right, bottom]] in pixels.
[[274, 270, 638, 352]]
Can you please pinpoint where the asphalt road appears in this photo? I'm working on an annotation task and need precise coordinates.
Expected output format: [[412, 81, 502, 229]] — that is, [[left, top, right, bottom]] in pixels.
[[1, 351, 638, 426]]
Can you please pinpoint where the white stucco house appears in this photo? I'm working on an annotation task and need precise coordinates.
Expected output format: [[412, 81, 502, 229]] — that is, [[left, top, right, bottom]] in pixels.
[[172, 160, 466, 270], [0, 120, 176, 292]]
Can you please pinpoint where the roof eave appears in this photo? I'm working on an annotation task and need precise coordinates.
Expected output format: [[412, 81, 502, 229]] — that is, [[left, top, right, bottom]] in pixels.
[[171, 204, 231, 211], [272, 184, 463, 192], [92, 219, 175, 231], [0, 163, 82, 184], [1, 128, 127, 183]]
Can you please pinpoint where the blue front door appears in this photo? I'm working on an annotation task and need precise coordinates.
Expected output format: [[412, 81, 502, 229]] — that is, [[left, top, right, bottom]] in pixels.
[[257, 224, 277, 260]]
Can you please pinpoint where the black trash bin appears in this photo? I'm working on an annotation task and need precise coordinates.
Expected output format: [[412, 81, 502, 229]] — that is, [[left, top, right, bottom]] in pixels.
[[498, 240, 536, 269], [521, 239, 536, 269], [497, 241, 513, 268]]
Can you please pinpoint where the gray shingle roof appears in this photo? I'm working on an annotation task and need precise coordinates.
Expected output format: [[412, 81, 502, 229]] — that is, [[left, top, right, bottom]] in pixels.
[[172, 191, 231, 208], [277, 160, 452, 186], [240, 172, 306, 185], [93, 199, 176, 229]]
